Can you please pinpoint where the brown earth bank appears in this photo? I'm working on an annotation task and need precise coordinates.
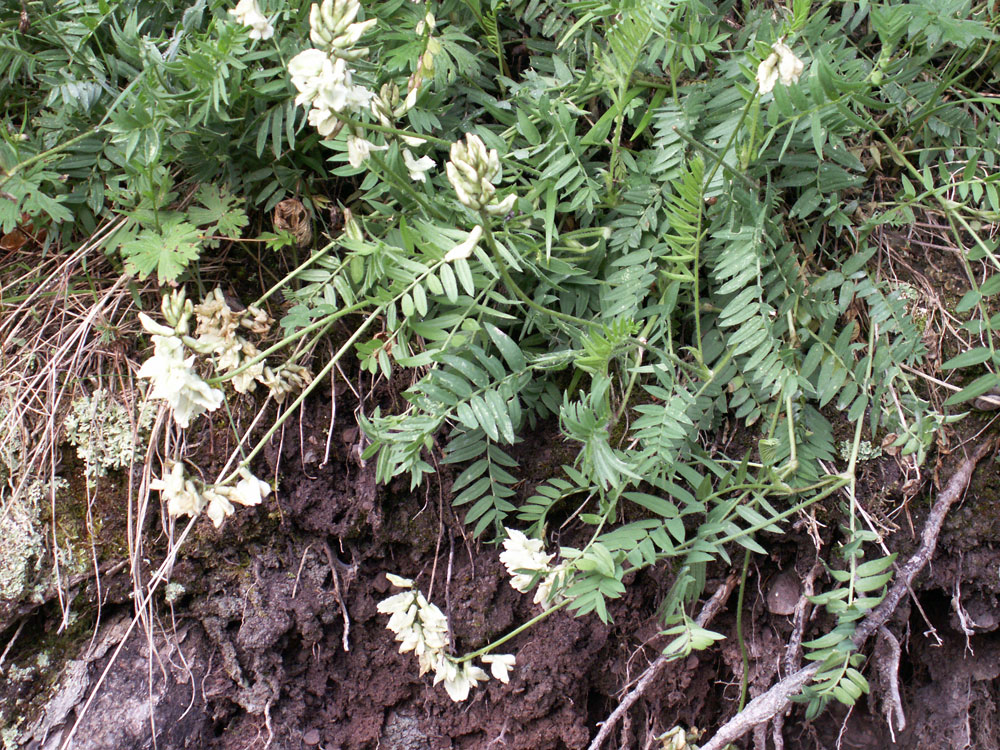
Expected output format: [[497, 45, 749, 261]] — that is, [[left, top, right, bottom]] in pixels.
[[3, 387, 1000, 750]]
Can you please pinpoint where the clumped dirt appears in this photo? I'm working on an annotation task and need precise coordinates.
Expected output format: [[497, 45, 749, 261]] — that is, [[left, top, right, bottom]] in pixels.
[[4, 373, 1000, 750]]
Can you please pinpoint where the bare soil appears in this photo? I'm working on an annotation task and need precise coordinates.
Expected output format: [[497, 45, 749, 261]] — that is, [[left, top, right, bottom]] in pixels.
[[4, 369, 1000, 750]]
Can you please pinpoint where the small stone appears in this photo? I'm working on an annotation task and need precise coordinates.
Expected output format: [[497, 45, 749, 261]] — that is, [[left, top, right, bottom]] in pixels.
[[766, 571, 801, 616], [303, 728, 320, 745]]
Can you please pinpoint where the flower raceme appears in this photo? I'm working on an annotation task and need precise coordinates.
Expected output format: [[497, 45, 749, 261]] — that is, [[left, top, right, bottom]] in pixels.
[[150, 463, 270, 528], [756, 40, 805, 95], [446, 134, 500, 211], [137, 319, 223, 429], [499, 528, 565, 607], [377, 574, 515, 702], [309, 0, 376, 60]]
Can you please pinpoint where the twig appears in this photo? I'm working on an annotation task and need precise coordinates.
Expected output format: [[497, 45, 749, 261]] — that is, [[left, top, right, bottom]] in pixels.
[[875, 626, 906, 740], [587, 573, 739, 750], [323, 542, 351, 652], [0, 621, 25, 674], [699, 438, 995, 750], [773, 561, 823, 750]]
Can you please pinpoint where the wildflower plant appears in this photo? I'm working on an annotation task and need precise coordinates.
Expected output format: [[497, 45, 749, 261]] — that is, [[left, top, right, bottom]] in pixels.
[[4, 0, 998, 724]]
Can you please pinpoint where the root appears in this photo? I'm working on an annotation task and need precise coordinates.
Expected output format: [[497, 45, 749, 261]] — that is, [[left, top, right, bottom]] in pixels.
[[875, 625, 906, 740], [698, 438, 995, 750], [587, 573, 739, 750]]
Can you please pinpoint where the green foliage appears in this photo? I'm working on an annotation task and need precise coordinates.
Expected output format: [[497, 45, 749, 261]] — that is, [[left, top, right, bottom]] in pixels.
[[7, 0, 999, 720]]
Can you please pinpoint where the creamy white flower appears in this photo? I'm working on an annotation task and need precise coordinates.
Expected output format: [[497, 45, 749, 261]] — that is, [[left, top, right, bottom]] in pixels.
[[313, 61, 374, 114], [499, 528, 555, 593], [385, 573, 413, 588], [403, 149, 435, 182], [234, 468, 271, 506], [137, 335, 224, 428], [151, 462, 205, 520], [308, 105, 341, 137], [377, 574, 501, 701], [229, 0, 273, 40], [756, 41, 804, 94], [756, 52, 780, 94], [203, 487, 236, 527], [434, 659, 489, 702], [297, 56, 375, 136], [481, 654, 515, 684], [347, 135, 387, 168], [446, 134, 507, 211], [308, 0, 376, 58], [533, 566, 568, 607], [138, 311, 175, 337], [444, 225, 483, 262], [289, 49, 335, 106], [775, 41, 804, 87], [484, 193, 516, 217]]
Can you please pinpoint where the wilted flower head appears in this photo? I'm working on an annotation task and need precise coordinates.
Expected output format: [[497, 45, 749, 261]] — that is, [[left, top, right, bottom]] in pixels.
[[756, 40, 804, 94], [260, 362, 313, 403], [151, 462, 270, 527], [229, 0, 274, 40]]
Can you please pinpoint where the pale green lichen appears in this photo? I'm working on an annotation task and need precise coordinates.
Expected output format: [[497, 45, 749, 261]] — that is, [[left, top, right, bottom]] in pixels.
[[164, 582, 186, 603], [839, 440, 882, 463], [2, 725, 21, 750], [0, 478, 69, 605], [63, 389, 155, 483], [0, 485, 44, 603], [0, 404, 24, 486]]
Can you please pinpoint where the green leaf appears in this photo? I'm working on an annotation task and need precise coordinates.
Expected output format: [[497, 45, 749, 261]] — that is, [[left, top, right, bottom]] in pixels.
[[120, 216, 202, 283], [941, 347, 992, 370]]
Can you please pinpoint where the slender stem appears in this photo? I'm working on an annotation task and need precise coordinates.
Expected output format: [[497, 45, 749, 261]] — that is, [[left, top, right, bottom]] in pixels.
[[479, 218, 599, 330], [332, 111, 451, 147], [459, 599, 571, 662], [216, 305, 383, 484], [736, 548, 751, 711]]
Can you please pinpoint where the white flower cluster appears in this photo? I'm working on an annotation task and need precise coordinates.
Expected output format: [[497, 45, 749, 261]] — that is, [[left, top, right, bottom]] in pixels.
[[446, 134, 515, 216], [289, 1, 439, 184], [288, 0, 378, 137], [138, 291, 224, 429], [229, 0, 274, 41], [499, 528, 566, 607], [309, 0, 376, 59], [377, 574, 516, 701], [756, 40, 804, 95], [151, 461, 271, 527], [192, 289, 313, 403]]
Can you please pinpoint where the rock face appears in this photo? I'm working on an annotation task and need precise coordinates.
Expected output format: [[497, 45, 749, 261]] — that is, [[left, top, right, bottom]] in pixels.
[[23, 615, 212, 750]]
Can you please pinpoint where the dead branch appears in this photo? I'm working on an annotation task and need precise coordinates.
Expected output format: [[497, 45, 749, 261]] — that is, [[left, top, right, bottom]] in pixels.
[[698, 438, 995, 750], [588, 573, 739, 750]]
